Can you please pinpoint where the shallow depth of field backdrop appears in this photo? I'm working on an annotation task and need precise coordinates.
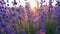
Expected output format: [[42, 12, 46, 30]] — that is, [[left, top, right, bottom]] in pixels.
[[0, 0, 60, 34]]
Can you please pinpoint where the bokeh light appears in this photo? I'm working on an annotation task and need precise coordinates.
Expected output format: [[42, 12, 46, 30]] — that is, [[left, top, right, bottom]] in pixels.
[[3, 0, 57, 7]]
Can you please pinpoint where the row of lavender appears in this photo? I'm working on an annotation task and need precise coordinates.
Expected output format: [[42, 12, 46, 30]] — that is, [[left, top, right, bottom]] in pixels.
[[0, 1, 28, 34], [0, 0, 60, 34]]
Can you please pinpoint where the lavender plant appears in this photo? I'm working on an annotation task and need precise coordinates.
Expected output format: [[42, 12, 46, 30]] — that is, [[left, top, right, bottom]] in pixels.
[[54, 1, 60, 34], [40, 9, 46, 34]]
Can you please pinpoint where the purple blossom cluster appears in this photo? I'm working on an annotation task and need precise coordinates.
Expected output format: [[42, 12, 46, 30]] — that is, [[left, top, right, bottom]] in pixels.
[[0, 1, 26, 34], [0, 1, 47, 34], [1, 0, 60, 34], [54, 5, 60, 34]]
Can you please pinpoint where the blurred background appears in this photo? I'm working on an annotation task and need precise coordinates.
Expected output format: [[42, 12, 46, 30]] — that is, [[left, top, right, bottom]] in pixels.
[[0, 0, 60, 34]]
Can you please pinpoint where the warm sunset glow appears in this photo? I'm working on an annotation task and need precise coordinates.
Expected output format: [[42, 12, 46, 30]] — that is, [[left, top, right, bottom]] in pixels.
[[4, 0, 57, 7], [29, 0, 37, 8]]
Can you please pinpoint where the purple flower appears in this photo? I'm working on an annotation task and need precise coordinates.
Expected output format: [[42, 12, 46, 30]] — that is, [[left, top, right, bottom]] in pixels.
[[55, 7, 60, 21], [6, 26, 12, 34], [11, 13, 16, 17], [0, 29, 3, 34], [15, 30, 21, 34], [11, 7, 15, 10], [7, 14, 12, 19], [10, 19, 16, 25], [16, 8, 20, 12], [1, 1, 6, 4], [33, 22, 40, 30], [0, 6, 2, 9], [55, 6, 60, 31], [18, 14, 23, 19], [1, 20, 7, 26], [41, 23, 46, 32], [20, 29, 26, 34], [40, 10, 45, 21], [55, 7, 60, 17], [40, 10, 46, 33], [1, 28, 5, 33]]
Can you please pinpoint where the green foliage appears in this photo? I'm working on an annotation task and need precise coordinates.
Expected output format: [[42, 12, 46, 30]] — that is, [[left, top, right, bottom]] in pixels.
[[46, 21, 56, 34], [11, 20, 57, 34], [29, 23, 36, 34], [25, 28, 29, 34], [25, 23, 36, 34]]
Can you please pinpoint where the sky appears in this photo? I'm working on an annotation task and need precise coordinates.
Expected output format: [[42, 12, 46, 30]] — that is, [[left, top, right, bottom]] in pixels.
[[4, 0, 57, 7]]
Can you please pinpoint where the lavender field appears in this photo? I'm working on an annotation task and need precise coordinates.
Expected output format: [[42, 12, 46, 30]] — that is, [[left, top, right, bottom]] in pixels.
[[0, 0, 60, 34]]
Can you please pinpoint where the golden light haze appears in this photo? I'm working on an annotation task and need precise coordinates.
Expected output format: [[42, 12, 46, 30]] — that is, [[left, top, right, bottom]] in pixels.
[[4, 0, 57, 8]]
